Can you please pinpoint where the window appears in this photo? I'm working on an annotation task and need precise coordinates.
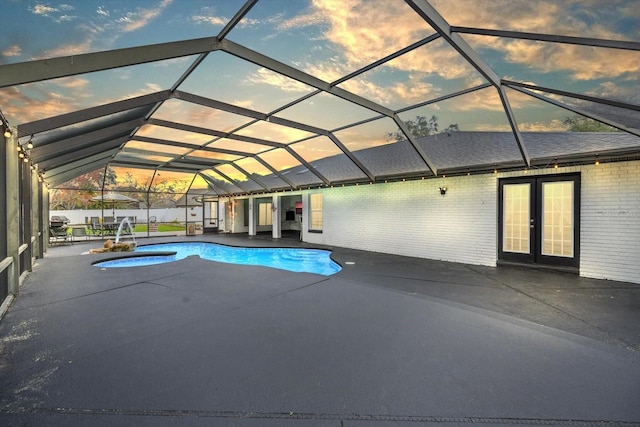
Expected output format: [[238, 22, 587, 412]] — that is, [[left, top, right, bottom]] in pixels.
[[309, 194, 323, 232], [258, 202, 272, 226]]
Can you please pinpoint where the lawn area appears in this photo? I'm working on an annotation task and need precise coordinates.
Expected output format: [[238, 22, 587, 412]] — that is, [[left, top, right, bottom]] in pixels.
[[133, 224, 186, 232]]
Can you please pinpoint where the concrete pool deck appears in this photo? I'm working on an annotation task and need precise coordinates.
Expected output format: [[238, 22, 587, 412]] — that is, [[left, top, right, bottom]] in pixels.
[[1, 233, 639, 426]]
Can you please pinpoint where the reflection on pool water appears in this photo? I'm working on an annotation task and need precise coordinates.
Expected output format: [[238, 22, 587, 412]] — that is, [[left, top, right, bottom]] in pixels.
[[93, 242, 342, 276]]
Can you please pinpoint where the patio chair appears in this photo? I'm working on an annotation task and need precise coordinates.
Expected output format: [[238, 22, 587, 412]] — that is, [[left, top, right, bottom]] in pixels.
[[71, 227, 88, 242], [49, 227, 70, 245]]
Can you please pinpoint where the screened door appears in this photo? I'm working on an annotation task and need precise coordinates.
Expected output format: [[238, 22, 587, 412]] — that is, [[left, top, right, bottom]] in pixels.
[[499, 174, 580, 268]]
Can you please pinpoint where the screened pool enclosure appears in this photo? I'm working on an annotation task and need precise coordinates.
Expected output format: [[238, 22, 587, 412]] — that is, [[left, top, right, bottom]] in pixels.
[[1, 0, 639, 298]]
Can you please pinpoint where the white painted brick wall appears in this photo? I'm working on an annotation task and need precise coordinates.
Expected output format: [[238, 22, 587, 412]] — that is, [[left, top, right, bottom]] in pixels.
[[302, 161, 640, 284], [304, 175, 498, 266], [580, 161, 640, 283]]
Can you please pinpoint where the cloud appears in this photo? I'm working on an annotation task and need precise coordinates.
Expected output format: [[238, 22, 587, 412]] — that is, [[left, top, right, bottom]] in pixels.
[[518, 119, 567, 132], [192, 15, 228, 26], [497, 38, 639, 81], [245, 68, 312, 93], [239, 18, 260, 28], [303, 0, 433, 69], [52, 76, 90, 89], [0, 85, 81, 124], [31, 4, 59, 16], [431, 0, 639, 81], [97, 6, 110, 17], [277, 11, 327, 30], [271, 0, 485, 108], [30, 3, 76, 22], [117, 0, 173, 32], [191, 6, 229, 27], [339, 73, 436, 106], [38, 39, 93, 58], [2, 45, 22, 57]]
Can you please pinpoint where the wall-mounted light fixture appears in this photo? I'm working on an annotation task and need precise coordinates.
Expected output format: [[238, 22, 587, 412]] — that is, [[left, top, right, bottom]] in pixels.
[[439, 187, 447, 196]]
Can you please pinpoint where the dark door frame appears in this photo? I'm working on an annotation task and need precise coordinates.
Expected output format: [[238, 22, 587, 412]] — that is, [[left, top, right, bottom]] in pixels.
[[498, 173, 581, 269]]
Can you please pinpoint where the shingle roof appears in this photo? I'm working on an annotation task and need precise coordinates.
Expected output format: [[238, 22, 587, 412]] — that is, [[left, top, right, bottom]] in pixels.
[[274, 132, 640, 187]]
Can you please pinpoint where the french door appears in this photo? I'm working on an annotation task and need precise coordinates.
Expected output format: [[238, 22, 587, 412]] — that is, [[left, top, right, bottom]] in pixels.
[[499, 174, 580, 268]]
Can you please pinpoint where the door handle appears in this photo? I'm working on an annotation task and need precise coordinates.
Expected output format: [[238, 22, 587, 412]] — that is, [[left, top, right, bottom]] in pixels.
[[530, 218, 535, 229]]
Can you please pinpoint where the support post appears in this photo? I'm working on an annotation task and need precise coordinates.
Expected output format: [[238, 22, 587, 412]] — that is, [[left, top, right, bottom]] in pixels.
[[272, 194, 281, 239], [31, 164, 40, 261], [5, 127, 20, 296], [248, 197, 256, 236], [20, 161, 33, 273]]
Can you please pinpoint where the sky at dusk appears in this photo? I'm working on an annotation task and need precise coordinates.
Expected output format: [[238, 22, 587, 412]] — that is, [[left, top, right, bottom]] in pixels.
[[0, 0, 638, 189]]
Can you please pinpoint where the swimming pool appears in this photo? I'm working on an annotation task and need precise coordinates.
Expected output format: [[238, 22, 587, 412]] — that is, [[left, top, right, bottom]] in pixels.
[[93, 242, 342, 276]]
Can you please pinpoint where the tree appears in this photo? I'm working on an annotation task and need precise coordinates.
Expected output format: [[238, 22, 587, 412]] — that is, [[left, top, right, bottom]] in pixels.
[[387, 115, 459, 142], [49, 167, 120, 210], [563, 115, 620, 132]]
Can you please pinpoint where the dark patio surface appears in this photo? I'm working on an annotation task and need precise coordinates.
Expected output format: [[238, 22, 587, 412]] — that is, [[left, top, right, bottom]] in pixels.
[[1, 233, 639, 426]]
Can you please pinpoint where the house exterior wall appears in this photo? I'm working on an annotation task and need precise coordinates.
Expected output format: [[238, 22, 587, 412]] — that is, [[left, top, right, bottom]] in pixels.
[[580, 161, 640, 283], [303, 161, 640, 284], [304, 174, 498, 267]]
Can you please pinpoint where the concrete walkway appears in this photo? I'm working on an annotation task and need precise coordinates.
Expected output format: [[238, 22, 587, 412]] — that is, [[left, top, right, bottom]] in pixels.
[[1, 234, 639, 426]]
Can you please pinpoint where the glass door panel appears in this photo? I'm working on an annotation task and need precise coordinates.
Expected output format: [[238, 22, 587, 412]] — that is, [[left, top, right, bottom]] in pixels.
[[503, 183, 531, 254], [541, 181, 574, 257], [499, 178, 535, 264]]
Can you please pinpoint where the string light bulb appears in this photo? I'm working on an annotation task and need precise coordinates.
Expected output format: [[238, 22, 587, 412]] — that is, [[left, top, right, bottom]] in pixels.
[[4, 129, 11, 138]]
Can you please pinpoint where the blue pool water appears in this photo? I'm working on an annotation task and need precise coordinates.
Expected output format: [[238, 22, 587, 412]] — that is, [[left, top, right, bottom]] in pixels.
[[93, 242, 342, 276]]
